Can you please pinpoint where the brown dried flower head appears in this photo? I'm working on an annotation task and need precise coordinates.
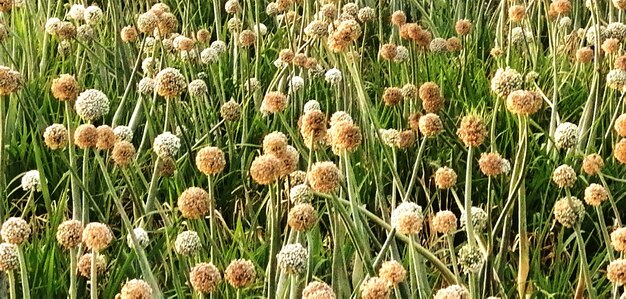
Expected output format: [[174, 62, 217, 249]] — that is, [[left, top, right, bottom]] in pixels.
[[178, 187, 210, 219], [457, 114, 487, 147]]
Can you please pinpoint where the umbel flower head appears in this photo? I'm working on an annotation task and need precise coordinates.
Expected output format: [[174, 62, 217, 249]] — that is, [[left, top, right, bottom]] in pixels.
[[112, 141, 136, 167], [616, 138, 626, 164], [220, 100, 241, 121], [434, 285, 468, 299], [390, 202, 424, 235], [553, 196, 585, 228], [582, 153, 604, 176], [434, 166, 457, 189], [250, 154, 280, 185], [1, 217, 30, 245], [554, 122, 578, 149], [120, 279, 152, 299], [584, 183, 607, 207], [419, 82, 444, 113], [307, 161, 341, 193], [490, 67, 523, 98], [21, 170, 41, 192], [457, 114, 487, 147], [432, 210, 458, 234], [506, 90, 542, 115], [43, 123, 68, 150], [419, 113, 443, 137], [174, 230, 201, 255], [607, 258, 626, 285], [478, 152, 504, 176], [288, 203, 317, 232], [56, 219, 83, 249], [153, 131, 180, 158], [77, 253, 107, 277], [82, 222, 113, 251], [0, 243, 18, 272], [611, 227, 626, 252], [178, 187, 210, 219], [458, 244, 484, 274], [360, 277, 391, 299], [75, 89, 110, 121], [155, 67, 187, 98], [224, 259, 256, 288], [0, 66, 22, 96], [277, 243, 308, 275], [300, 109, 328, 148], [96, 125, 116, 150], [378, 260, 406, 286], [126, 227, 150, 248], [190, 262, 222, 294], [74, 124, 98, 149], [196, 146, 226, 175], [552, 164, 577, 188], [460, 206, 488, 232], [302, 281, 335, 299], [51, 74, 79, 101], [261, 91, 288, 114]]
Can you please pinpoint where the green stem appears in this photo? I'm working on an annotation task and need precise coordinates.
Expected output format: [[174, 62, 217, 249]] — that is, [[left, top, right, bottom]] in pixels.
[[90, 250, 97, 299], [69, 248, 77, 299], [65, 102, 81, 221], [17, 247, 29, 299], [0, 97, 5, 210], [8, 270, 15, 299], [575, 228, 597, 298], [464, 147, 475, 245]]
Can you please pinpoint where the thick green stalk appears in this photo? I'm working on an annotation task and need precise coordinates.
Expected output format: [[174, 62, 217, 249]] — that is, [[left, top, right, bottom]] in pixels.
[[0, 97, 5, 210], [575, 228, 597, 298], [90, 250, 98, 299], [16, 247, 29, 299], [464, 147, 475, 246], [266, 184, 280, 299], [7, 270, 15, 299]]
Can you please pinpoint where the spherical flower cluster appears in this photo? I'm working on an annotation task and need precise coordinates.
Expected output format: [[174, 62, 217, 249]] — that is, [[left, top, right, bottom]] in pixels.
[[506, 90, 542, 115], [1, 217, 30, 245], [509, 5, 526, 22], [419, 82, 444, 113], [584, 183, 607, 207], [126, 227, 150, 248], [612, 227, 626, 252], [324, 68, 342, 86], [75, 89, 110, 121], [358, 7, 375, 22], [478, 152, 504, 176], [615, 114, 626, 137], [174, 230, 201, 255], [68, 4, 85, 21], [460, 206, 488, 232], [553, 196, 585, 228], [457, 114, 487, 147], [383, 87, 403, 106], [432, 210, 457, 234], [602, 38, 621, 54], [307, 161, 341, 193], [56, 219, 83, 249], [84, 5, 103, 25], [434, 285, 468, 299], [261, 91, 288, 114], [153, 132, 180, 158], [491, 67, 523, 98], [220, 100, 241, 121], [378, 260, 406, 286], [434, 167, 457, 189], [455, 19, 472, 36], [77, 253, 106, 277], [137, 12, 158, 33], [608, 259, 626, 285], [113, 126, 133, 143], [289, 76, 305, 92], [21, 170, 41, 192], [112, 141, 136, 167], [615, 0, 626, 10], [190, 263, 222, 294], [178, 187, 210, 219], [120, 279, 152, 299], [0, 243, 18, 272], [51, 74, 79, 102], [552, 164, 577, 188], [616, 139, 626, 164], [121, 26, 138, 42], [74, 124, 98, 149], [155, 68, 186, 98], [277, 243, 308, 275], [607, 69, 626, 92], [458, 244, 484, 274], [360, 277, 391, 299], [196, 146, 226, 175], [288, 203, 317, 232], [224, 259, 256, 288], [290, 184, 313, 203], [327, 19, 361, 53], [250, 154, 281, 185], [302, 281, 335, 299], [327, 117, 361, 155], [187, 79, 208, 98], [96, 125, 116, 150], [0, 66, 22, 96], [419, 113, 443, 137], [390, 202, 424, 235], [82, 222, 113, 251], [576, 47, 594, 63], [429, 38, 448, 53], [238, 30, 256, 47], [554, 122, 578, 149], [582, 153, 604, 176]]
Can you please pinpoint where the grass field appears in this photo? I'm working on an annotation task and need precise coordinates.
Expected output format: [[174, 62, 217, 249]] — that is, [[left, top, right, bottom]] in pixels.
[[0, 0, 625, 298]]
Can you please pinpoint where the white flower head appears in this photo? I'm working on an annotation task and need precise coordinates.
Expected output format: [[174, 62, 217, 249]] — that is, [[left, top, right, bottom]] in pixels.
[[21, 170, 41, 192], [153, 132, 181, 158], [325, 68, 342, 85]]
